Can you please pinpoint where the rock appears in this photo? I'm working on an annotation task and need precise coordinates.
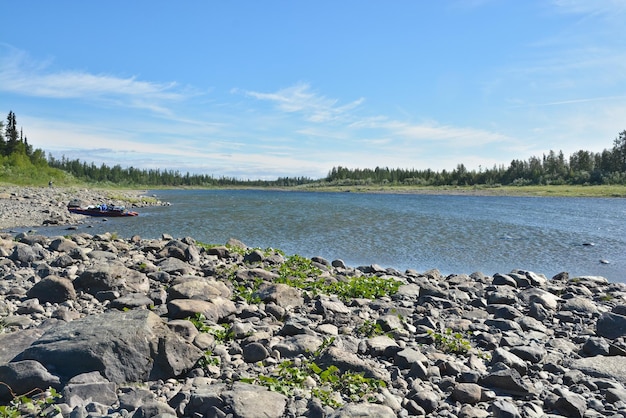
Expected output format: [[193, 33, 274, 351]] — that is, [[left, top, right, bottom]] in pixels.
[[318, 347, 391, 382], [132, 400, 178, 418], [569, 356, 626, 384], [243, 342, 270, 363], [74, 261, 149, 295], [491, 348, 528, 375], [0, 360, 61, 401], [223, 386, 288, 418], [596, 312, 626, 339], [554, 388, 586, 418], [15, 310, 203, 383], [490, 399, 521, 418], [452, 383, 483, 404], [394, 347, 428, 369], [167, 279, 231, 300], [255, 283, 304, 308], [479, 368, 533, 396], [328, 403, 396, 418], [167, 297, 237, 322], [62, 372, 118, 408], [562, 297, 599, 314]]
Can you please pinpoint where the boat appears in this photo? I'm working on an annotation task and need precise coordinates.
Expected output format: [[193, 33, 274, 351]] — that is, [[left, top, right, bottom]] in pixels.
[[67, 202, 139, 217]]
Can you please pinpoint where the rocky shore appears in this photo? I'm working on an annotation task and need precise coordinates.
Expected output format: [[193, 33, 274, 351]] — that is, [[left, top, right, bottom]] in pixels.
[[1, 188, 626, 417], [0, 186, 159, 230]]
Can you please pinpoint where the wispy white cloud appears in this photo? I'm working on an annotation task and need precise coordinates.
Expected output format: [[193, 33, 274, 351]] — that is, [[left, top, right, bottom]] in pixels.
[[511, 95, 626, 108], [552, 0, 626, 16], [235, 82, 365, 123], [0, 46, 193, 115]]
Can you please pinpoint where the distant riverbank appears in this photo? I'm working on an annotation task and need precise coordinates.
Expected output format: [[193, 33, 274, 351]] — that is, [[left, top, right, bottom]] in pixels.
[[293, 183, 626, 198]]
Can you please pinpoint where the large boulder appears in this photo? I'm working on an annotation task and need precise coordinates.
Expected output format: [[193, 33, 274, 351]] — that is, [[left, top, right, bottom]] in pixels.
[[14, 309, 203, 383], [74, 260, 149, 295]]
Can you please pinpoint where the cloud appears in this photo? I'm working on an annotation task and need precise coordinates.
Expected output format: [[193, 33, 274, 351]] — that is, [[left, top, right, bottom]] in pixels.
[[0, 46, 192, 114], [236, 82, 365, 123], [552, 0, 626, 16]]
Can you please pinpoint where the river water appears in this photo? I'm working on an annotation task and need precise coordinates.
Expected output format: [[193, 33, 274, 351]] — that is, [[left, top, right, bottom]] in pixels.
[[15, 189, 626, 282]]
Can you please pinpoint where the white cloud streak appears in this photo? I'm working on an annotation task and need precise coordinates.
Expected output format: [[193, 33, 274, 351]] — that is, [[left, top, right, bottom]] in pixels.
[[0, 47, 192, 115]]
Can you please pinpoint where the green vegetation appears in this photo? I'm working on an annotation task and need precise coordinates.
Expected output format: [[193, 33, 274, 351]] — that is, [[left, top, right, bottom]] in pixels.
[[241, 337, 386, 407], [0, 386, 61, 418], [324, 131, 626, 187], [272, 254, 402, 301], [230, 250, 401, 303], [428, 328, 472, 355], [355, 320, 388, 338], [187, 313, 234, 342], [427, 328, 489, 360], [3, 110, 626, 196]]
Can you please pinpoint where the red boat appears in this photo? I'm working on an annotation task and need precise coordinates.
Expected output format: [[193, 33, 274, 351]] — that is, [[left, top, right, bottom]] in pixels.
[[67, 203, 138, 217]]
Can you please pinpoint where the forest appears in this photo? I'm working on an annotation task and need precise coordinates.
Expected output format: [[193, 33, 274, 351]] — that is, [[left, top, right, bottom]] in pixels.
[[2, 110, 626, 187]]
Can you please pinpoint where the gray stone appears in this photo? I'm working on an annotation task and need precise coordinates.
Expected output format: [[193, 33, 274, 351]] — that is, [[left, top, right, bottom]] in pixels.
[[255, 283, 304, 308], [328, 403, 396, 418], [452, 383, 483, 404], [562, 297, 599, 314], [132, 400, 178, 418], [394, 347, 428, 369], [597, 312, 626, 339], [110, 293, 154, 310], [63, 380, 118, 408], [479, 368, 533, 396], [273, 335, 324, 358], [74, 261, 149, 295], [569, 355, 626, 384], [554, 389, 586, 418], [491, 348, 528, 375], [0, 360, 61, 402], [243, 342, 269, 363], [490, 399, 521, 418], [167, 279, 231, 301], [167, 297, 236, 322], [582, 337, 611, 356], [318, 347, 391, 382], [409, 389, 439, 413], [15, 310, 203, 383], [223, 386, 287, 418]]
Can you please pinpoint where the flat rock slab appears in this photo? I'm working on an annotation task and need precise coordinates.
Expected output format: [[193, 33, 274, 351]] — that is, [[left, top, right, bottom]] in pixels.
[[14, 309, 203, 383], [569, 356, 626, 384]]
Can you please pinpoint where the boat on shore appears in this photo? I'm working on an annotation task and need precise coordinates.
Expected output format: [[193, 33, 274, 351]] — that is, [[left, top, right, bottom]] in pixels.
[[67, 201, 139, 217]]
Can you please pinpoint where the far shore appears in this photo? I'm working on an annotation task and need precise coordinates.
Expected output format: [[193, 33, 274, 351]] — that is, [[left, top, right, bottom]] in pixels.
[[160, 183, 626, 198]]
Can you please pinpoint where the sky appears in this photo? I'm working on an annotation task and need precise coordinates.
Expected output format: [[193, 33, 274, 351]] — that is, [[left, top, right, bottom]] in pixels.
[[1, 1, 626, 180]]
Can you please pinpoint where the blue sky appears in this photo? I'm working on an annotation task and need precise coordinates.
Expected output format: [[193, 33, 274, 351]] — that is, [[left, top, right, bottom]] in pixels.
[[1, 1, 625, 179]]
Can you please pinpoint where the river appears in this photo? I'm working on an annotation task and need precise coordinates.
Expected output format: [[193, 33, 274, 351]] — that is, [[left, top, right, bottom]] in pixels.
[[18, 189, 626, 282]]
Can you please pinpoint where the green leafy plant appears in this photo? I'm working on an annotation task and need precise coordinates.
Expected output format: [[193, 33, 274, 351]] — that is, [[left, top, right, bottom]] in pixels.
[[428, 328, 472, 355], [186, 313, 234, 343], [240, 337, 386, 406], [0, 386, 61, 418], [274, 254, 402, 301], [197, 350, 220, 368], [355, 319, 387, 338]]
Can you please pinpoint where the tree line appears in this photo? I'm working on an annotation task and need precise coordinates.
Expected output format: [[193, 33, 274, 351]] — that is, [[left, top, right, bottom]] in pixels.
[[2, 110, 626, 187], [46, 155, 315, 187], [326, 131, 626, 187], [0, 111, 48, 167]]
